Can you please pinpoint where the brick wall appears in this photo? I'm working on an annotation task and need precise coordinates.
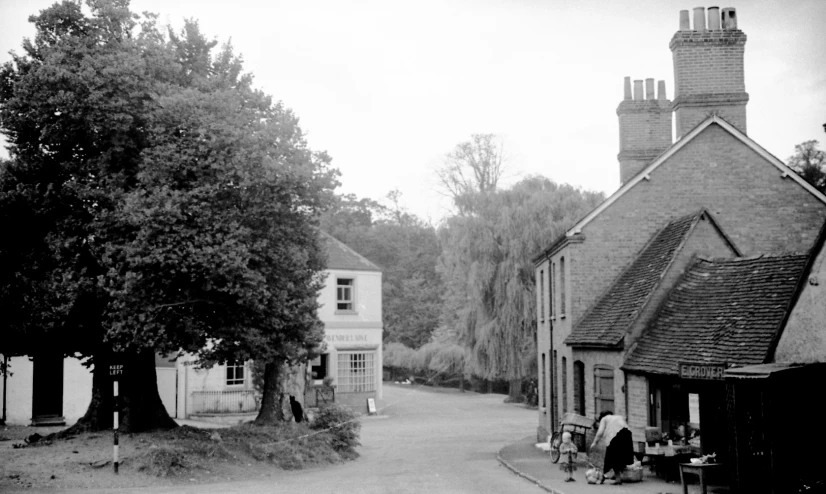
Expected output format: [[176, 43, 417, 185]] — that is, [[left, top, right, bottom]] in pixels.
[[572, 125, 826, 328], [774, 234, 826, 363], [534, 259, 553, 440], [571, 350, 625, 420]]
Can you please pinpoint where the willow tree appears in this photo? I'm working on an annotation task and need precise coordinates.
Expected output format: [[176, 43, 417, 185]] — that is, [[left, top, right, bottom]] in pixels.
[[438, 176, 603, 399], [0, 0, 336, 430]]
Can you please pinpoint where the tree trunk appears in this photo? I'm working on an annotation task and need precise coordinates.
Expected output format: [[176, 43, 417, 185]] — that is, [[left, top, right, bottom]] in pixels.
[[459, 373, 465, 393], [65, 348, 177, 434], [508, 379, 522, 402], [254, 360, 308, 425]]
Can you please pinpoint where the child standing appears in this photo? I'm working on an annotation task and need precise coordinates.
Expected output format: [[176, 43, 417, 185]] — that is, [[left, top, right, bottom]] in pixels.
[[559, 431, 578, 482]]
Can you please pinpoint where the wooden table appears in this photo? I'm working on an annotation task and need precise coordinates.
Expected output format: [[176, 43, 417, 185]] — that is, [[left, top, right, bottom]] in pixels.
[[679, 462, 725, 494]]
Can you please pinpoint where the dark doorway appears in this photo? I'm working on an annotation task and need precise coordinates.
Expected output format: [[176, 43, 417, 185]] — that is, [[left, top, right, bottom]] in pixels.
[[31, 353, 64, 425]]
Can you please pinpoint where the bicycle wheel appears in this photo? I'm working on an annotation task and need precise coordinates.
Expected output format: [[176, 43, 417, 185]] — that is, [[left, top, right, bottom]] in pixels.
[[550, 432, 562, 463]]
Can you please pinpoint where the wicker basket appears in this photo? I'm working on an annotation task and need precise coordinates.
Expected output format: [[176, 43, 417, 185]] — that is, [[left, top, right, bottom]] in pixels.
[[620, 467, 644, 483]]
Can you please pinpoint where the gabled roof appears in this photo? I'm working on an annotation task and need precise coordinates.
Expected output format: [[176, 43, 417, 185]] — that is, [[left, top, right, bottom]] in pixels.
[[564, 210, 738, 349], [564, 115, 826, 237], [623, 253, 809, 376], [321, 231, 381, 272]]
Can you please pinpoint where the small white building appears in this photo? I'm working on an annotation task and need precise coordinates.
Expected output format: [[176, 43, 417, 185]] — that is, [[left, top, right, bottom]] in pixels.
[[313, 231, 384, 408], [171, 231, 384, 420], [0, 354, 92, 426]]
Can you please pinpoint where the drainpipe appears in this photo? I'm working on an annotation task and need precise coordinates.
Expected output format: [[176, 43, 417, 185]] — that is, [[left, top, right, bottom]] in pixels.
[[1, 355, 8, 425]]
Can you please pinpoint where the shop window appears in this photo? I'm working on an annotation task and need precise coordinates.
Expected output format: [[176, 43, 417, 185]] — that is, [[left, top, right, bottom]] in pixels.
[[560, 257, 566, 316], [573, 360, 585, 415], [539, 270, 545, 321], [311, 354, 328, 380], [594, 365, 614, 415], [337, 351, 375, 393], [336, 278, 355, 311], [541, 353, 547, 408], [562, 357, 568, 414], [226, 362, 245, 386]]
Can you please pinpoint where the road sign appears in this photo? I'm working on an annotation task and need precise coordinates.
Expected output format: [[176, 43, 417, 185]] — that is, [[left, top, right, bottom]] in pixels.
[[109, 364, 123, 377]]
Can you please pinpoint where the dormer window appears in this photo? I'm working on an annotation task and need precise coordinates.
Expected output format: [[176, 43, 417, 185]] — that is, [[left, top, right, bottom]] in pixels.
[[337, 278, 355, 311]]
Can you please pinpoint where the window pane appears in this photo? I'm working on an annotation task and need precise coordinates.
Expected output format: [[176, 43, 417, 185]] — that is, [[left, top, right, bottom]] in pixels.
[[336, 351, 375, 393]]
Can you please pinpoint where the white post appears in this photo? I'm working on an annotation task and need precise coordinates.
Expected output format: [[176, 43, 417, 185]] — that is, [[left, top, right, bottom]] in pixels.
[[113, 380, 119, 474]]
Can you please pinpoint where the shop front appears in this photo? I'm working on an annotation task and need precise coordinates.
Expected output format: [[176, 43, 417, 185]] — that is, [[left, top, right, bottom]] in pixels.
[[645, 362, 728, 462]]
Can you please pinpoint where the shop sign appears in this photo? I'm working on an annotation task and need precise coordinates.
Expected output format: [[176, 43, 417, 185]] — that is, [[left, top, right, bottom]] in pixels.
[[325, 333, 369, 343], [678, 362, 726, 381]]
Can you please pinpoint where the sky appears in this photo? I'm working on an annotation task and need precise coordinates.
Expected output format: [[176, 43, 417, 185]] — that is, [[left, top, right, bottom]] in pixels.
[[1, 0, 825, 224]]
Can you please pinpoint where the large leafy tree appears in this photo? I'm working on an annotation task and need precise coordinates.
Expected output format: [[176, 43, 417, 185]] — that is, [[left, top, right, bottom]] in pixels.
[[788, 140, 826, 194], [0, 0, 336, 430], [437, 176, 603, 399]]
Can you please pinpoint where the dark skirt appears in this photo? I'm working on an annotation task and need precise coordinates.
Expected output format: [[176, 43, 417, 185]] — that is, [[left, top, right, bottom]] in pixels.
[[603, 427, 634, 473]]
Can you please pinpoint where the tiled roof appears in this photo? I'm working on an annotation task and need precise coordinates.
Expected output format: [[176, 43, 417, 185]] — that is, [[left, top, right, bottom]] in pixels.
[[321, 231, 380, 272], [623, 254, 808, 375], [564, 211, 709, 349]]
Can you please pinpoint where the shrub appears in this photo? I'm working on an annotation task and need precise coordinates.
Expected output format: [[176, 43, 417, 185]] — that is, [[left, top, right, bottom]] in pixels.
[[310, 404, 360, 454]]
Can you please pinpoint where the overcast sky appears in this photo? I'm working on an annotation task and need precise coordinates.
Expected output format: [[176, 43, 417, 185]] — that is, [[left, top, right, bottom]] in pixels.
[[1, 0, 824, 223]]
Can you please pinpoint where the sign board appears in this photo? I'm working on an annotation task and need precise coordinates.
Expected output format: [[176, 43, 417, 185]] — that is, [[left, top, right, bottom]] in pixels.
[[679, 362, 725, 381], [366, 398, 377, 415], [109, 364, 124, 377]]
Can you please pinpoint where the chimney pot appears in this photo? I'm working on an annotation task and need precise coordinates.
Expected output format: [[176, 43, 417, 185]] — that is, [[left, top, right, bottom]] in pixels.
[[693, 7, 706, 30], [633, 80, 644, 101], [624, 77, 632, 100], [679, 10, 691, 30], [645, 78, 655, 100], [708, 7, 721, 29], [657, 80, 667, 101], [722, 7, 737, 30]]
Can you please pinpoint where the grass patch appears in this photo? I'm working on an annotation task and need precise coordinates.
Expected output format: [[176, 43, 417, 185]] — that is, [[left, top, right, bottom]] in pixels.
[[134, 416, 359, 477]]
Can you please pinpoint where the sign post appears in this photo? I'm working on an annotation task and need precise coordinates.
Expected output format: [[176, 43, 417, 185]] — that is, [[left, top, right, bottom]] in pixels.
[[109, 364, 123, 474]]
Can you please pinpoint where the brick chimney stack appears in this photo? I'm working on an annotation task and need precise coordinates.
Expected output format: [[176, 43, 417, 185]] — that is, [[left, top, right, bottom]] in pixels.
[[671, 6, 748, 139], [617, 77, 673, 185]]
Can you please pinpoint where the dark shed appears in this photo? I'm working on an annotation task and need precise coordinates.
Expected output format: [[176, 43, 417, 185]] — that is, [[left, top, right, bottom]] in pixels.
[[724, 362, 826, 493]]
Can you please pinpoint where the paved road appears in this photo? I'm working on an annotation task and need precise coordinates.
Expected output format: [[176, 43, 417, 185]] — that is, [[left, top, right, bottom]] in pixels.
[[59, 383, 544, 494]]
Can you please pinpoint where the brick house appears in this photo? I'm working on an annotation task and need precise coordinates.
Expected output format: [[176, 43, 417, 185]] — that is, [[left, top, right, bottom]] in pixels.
[[532, 5, 826, 448]]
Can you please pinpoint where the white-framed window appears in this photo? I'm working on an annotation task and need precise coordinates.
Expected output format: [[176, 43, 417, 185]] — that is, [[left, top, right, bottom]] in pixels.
[[337, 278, 355, 311], [551, 262, 556, 318], [336, 351, 375, 393], [560, 256, 566, 317], [226, 362, 245, 386]]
